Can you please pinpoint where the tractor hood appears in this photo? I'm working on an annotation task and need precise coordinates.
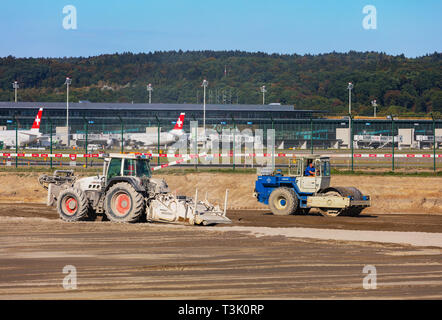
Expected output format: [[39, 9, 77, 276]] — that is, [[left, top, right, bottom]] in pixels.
[[75, 175, 103, 191]]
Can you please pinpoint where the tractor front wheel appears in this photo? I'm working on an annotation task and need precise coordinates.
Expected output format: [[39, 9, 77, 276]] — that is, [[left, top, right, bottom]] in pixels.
[[104, 182, 144, 223], [268, 187, 298, 216], [57, 188, 89, 222]]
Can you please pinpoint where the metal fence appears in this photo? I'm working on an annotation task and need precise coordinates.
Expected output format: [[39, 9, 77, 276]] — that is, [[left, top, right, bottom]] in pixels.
[[1, 115, 441, 172]]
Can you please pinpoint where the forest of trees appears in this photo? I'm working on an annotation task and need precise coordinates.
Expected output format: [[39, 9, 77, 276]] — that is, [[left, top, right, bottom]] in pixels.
[[0, 50, 440, 116]]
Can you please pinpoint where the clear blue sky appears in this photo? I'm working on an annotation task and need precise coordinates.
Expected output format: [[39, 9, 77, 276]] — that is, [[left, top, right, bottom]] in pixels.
[[0, 0, 440, 58]]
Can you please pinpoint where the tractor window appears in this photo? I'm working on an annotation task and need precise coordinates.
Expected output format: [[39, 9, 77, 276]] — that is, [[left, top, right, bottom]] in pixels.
[[304, 159, 315, 176], [315, 160, 321, 177], [289, 159, 298, 176], [123, 159, 152, 178], [136, 160, 152, 178], [295, 162, 302, 176], [107, 158, 122, 179], [123, 159, 137, 176], [321, 160, 331, 177]]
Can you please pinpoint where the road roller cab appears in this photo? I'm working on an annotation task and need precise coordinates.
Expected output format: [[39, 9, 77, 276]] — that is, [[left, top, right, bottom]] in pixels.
[[288, 155, 331, 193]]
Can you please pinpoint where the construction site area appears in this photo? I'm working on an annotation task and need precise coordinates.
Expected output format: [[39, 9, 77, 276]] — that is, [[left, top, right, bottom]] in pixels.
[[0, 167, 441, 299], [1, 0, 442, 308], [0, 107, 440, 300]]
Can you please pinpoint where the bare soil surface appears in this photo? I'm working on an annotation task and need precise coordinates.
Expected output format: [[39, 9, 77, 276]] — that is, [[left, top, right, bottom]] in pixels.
[[0, 204, 441, 299], [0, 170, 441, 299], [1, 203, 442, 233], [0, 172, 441, 214], [225, 210, 442, 233]]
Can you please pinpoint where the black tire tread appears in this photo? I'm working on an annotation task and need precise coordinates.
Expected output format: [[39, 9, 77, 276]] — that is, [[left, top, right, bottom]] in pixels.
[[104, 182, 144, 223], [57, 188, 89, 222], [268, 187, 298, 216]]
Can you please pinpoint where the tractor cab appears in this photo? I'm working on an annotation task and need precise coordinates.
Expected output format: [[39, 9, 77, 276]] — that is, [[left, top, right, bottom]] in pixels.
[[288, 155, 331, 193], [103, 154, 152, 182]]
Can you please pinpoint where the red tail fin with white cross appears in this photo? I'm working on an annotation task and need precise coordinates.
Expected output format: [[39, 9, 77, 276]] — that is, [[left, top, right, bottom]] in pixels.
[[172, 113, 185, 131], [30, 108, 43, 132]]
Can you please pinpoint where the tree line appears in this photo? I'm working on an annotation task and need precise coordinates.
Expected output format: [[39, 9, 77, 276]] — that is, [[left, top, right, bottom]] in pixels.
[[0, 50, 440, 116]]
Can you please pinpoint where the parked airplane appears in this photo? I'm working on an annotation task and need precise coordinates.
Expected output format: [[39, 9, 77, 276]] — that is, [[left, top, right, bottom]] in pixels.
[[0, 108, 43, 147], [128, 113, 186, 147]]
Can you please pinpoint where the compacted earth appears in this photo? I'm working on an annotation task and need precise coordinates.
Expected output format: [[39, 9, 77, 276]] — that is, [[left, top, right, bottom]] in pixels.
[[0, 203, 441, 299]]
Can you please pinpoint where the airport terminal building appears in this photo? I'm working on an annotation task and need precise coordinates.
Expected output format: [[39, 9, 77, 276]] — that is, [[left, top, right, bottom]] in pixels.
[[0, 101, 439, 149]]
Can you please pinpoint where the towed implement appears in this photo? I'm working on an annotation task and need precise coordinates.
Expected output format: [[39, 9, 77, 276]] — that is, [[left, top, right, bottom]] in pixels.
[[254, 155, 370, 217], [39, 154, 231, 226]]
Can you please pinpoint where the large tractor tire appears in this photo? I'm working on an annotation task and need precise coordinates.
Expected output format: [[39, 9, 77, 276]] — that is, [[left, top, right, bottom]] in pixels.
[[57, 188, 89, 222], [318, 187, 364, 217], [104, 182, 144, 223], [268, 187, 298, 216]]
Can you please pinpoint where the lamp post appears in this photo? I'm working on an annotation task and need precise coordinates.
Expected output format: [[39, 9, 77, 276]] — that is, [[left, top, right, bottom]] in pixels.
[[260, 85, 267, 105], [155, 115, 160, 166], [12, 81, 19, 103], [83, 117, 93, 168], [371, 99, 377, 117], [310, 117, 314, 154], [347, 82, 353, 114], [64, 77, 72, 147], [147, 83, 153, 104], [118, 116, 124, 154], [49, 117, 53, 169], [231, 115, 236, 171], [350, 114, 354, 171], [191, 115, 198, 170], [347, 82, 353, 150], [14, 115, 18, 168], [202, 79, 208, 134], [388, 115, 396, 171]]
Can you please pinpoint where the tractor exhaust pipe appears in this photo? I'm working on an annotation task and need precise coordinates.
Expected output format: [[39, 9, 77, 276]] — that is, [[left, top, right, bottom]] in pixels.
[[193, 188, 198, 216], [223, 189, 229, 217]]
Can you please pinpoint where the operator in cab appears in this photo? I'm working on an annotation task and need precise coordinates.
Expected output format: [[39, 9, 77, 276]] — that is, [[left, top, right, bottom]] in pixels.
[[304, 162, 316, 176]]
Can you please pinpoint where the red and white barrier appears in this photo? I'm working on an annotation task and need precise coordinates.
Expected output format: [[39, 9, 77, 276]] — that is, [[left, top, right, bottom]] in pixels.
[[1, 152, 441, 159], [1, 153, 101, 159], [151, 153, 207, 171]]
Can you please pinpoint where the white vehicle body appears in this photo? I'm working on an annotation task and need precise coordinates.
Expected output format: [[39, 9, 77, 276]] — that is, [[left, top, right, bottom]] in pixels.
[[128, 113, 185, 147], [0, 108, 43, 147]]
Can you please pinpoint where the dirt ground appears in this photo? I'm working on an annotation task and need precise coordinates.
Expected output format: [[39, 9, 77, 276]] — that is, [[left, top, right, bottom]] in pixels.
[[0, 204, 441, 299], [1, 203, 442, 233], [0, 172, 441, 214], [0, 171, 441, 299]]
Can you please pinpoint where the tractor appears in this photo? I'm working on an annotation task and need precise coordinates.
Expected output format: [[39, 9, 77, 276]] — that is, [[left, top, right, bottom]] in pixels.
[[39, 154, 231, 225], [254, 155, 371, 216]]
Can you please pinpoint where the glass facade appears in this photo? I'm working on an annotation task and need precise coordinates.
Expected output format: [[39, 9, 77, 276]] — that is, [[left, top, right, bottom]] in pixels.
[[0, 102, 439, 148]]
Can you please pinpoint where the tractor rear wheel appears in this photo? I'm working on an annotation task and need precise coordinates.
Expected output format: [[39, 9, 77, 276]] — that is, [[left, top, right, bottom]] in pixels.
[[104, 182, 144, 223], [268, 187, 297, 216], [57, 188, 89, 222]]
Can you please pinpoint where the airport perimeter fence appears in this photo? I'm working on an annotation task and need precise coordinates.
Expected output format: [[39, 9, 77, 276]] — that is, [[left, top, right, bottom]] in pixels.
[[0, 115, 441, 172]]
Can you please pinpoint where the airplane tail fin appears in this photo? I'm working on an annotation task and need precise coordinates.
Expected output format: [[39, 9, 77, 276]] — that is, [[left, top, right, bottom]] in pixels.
[[170, 113, 185, 135], [30, 108, 43, 132]]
